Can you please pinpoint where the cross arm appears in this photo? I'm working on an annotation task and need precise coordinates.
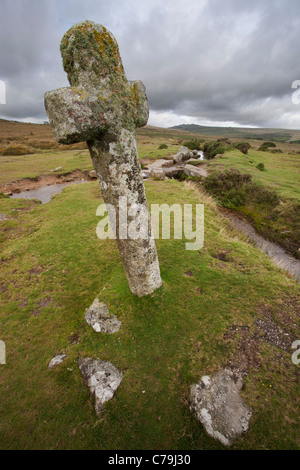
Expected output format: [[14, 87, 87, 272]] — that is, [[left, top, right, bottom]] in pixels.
[[44, 86, 108, 144], [129, 80, 149, 128]]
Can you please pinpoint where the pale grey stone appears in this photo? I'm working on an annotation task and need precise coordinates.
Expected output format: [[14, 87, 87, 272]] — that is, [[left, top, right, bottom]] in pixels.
[[173, 146, 193, 163], [147, 159, 174, 170], [48, 354, 67, 369], [0, 213, 7, 221], [45, 21, 162, 297], [183, 164, 208, 178], [89, 169, 97, 179], [161, 159, 174, 168], [141, 170, 150, 179], [50, 166, 63, 172], [78, 357, 123, 415], [190, 369, 252, 446], [85, 298, 121, 334]]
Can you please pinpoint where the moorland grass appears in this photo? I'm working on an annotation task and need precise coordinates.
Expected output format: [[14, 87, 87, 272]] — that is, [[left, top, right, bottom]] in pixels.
[[0, 179, 299, 450]]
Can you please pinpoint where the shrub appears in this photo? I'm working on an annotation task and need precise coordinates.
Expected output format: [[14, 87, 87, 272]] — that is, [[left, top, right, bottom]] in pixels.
[[256, 163, 265, 171], [203, 169, 251, 207], [263, 141, 276, 148], [234, 142, 251, 155], [258, 141, 276, 152], [246, 182, 279, 206], [183, 139, 202, 151], [0, 145, 34, 156], [158, 144, 168, 149], [203, 141, 225, 159], [217, 137, 232, 144]]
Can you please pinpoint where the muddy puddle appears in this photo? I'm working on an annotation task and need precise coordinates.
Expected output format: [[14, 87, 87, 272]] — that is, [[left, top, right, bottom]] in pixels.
[[10, 179, 88, 204]]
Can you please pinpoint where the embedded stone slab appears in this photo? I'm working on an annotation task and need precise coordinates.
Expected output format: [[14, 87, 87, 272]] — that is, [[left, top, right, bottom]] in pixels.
[[146, 159, 174, 171], [85, 298, 121, 333], [48, 354, 67, 369], [78, 357, 123, 415], [190, 369, 252, 446], [45, 21, 162, 297], [89, 169, 97, 179], [173, 146, 193, 164], [183, 164, 208, 178]]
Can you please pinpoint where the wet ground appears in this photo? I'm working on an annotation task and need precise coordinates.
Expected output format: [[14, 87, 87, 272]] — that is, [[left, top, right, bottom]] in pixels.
[[221, 210, 300, 283], [10, 180, 87, 204]]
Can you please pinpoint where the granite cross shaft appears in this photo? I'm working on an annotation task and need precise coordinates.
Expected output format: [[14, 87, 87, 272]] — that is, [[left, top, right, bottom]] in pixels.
[[45, 21, 162, 297]]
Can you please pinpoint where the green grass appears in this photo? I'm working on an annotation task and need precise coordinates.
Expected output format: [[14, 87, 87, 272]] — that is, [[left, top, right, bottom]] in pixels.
[[0, 150, 93, 184], [208, 149, 300, 200], [0, 179, 299, 449], [0, 141, 178, 186]]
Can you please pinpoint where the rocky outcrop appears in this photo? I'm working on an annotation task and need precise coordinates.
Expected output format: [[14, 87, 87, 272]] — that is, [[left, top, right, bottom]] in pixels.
[[85, 298, 121, 333], [78, 357, 123, 415], [48, 354, 67, 369], [183, 164, 208, 178], [190, 369, 252, 446], [173, 146, 193, 164]]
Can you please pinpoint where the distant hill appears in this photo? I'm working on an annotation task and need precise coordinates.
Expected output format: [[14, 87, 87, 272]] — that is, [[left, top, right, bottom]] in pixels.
[[170, 124, 300, 143]]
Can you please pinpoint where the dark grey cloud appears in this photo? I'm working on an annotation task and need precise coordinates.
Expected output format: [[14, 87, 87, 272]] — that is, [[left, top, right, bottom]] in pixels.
[[0, 0, 299, 128]]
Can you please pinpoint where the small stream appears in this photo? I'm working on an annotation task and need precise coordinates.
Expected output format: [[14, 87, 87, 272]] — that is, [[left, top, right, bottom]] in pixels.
[[10, 180, 88, 204], [197, 150, 206, 160], [221, 211, 300, 283]]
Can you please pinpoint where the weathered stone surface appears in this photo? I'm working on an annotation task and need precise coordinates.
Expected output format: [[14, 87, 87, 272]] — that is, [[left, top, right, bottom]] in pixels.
[[190, 369, 252, 446], [183, 164, 208, 178], [48, 354, 67, 369], [85, 298, 121, 333], [147, 159, 171, 170], [89, 169, 97, 179], [150, 166, 185, 180], [78, 357, 123, 415], [45, 21, 162, 297], [0, 213, 8, 221], [173, 146, 193, 164], [161, 159, 174, 168]]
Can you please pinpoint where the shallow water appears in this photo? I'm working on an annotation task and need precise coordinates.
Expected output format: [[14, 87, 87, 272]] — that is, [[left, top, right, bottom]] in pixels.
[[222, 212, 300, 283], [10, 180, 87, 204]]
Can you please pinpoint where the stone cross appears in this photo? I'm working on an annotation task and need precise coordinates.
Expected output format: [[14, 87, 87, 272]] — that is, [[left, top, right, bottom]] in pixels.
[[45, 21, 162, 297]]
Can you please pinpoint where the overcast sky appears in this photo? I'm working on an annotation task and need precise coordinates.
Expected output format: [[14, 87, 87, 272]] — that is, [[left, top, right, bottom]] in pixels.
[[0, 0, 300, 129]]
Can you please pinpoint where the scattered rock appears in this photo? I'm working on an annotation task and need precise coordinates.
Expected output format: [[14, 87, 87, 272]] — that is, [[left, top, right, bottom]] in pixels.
[[141, 170, 150, 179], [78, 357, 123, 415], [50, 166, 63, 172], [173, 146, 193, 164], [85, 298, 121, 334], [190, 369, 252, 446], [48, 354, 67, 369], [183, 164, 208, 178], [0, 213, 8, 221], [89, 169, 97, 179], [161, 159, 174, 168], [147, 159, 173, 172]]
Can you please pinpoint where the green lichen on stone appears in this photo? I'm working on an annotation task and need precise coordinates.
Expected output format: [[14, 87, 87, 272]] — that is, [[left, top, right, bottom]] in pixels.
[[60, 21, 124, 87], [59, 20, 148, 133]]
